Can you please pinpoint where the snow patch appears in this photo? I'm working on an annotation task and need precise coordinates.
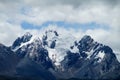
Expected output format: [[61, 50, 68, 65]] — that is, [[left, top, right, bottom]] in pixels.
[[96, 51, 105, 59], [70, 46, 79, 53], [95, 51, 105, 62], [86, 49, 94, 59], [47, 47, 67, 66], [13, 35, 41, 51]]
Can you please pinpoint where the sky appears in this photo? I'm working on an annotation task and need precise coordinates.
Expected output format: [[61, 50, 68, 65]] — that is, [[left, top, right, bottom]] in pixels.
[[0, 0, 120, 60]]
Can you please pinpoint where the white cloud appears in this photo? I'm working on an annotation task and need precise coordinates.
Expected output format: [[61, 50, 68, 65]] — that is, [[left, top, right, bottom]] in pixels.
[[0, 0, 120, 61], [0, 21, 23, 45]]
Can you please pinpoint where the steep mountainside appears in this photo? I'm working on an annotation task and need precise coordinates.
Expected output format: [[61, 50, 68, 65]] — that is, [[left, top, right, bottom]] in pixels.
[[0, 30, 120, 80], [0, 44, 19, 76]]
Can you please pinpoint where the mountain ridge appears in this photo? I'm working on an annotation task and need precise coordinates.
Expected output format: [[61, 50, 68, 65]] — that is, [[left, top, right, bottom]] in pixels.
[[0, 30, 120, 80]]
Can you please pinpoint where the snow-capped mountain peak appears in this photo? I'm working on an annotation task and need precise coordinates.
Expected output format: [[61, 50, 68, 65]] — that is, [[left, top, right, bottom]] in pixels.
[[68, 35, 107, 63], [1, 30, 119, 80], [32, 37, 42, 45], [11, 32, 33, 50], [11, 31, 119, 71], [12, 31, 107, 66], [23, 32, 32, 38], [42, 30, 59, 48]]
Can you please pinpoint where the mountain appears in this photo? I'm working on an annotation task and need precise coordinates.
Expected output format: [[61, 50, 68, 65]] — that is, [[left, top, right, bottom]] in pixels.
[[0, 43, 19, 76], [11, 32, 32, 50], [11, 32, 56, 80], [0, 30, 120, 80], [62, 35, 120, 79]]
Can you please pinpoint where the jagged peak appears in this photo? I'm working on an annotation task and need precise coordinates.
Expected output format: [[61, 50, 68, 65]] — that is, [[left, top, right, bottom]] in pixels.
[[45, 30, 59, 37], [32, 37, 42, 45], [42, 30, 59, 47], [11, 32, 33, 50], [80, 35, 93, 42], [78, 35, 94, 48], [22, 32, 32, 39]]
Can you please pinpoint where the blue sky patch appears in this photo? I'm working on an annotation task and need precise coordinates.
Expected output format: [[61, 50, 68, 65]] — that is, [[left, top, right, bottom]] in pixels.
[[21, 21, 109, 30], [21, 21, 41, 29]]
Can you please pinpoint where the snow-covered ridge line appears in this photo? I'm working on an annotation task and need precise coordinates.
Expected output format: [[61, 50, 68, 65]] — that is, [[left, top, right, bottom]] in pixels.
[[12, 30, 113, 67]]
